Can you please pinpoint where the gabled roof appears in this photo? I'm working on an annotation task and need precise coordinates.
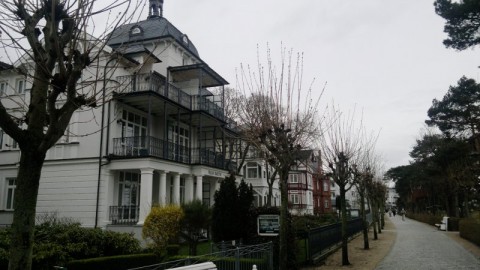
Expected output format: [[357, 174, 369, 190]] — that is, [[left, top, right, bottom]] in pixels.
[[107, 17, 199, 58], [0, 61, 13, 71]]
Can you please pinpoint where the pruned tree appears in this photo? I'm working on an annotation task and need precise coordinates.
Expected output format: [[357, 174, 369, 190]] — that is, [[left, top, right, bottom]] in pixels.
[[180, 200, 211, 256], [321, 105, 365, 266], [0, 1, 140, 269], [236, 45, 322, 270], [434, 0, 480, 50]]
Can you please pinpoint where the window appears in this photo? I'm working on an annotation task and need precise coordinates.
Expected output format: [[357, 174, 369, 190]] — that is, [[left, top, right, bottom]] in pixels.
[[16, 79, 25, 94], [0, 129, 18, 150], [0, 81, 6, 95], [246, 162, 259, 179], [324, 199, 329, 208], [118, 172, 140, 206], [289, 174, 299, 183], [323, 181, 329, 191], [290, 193, 300, 204], [5, 178, 16, 210], [121, 110, 147, 155]]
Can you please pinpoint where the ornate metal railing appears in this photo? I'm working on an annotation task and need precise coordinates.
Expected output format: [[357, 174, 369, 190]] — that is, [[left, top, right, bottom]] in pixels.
[[111, 136, 236, 171], [109, 205, 139, 225], [115, 73, 228, 120]]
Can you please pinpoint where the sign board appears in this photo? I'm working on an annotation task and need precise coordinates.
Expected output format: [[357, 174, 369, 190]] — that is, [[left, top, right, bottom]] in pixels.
[[257, 215, 280, 236]]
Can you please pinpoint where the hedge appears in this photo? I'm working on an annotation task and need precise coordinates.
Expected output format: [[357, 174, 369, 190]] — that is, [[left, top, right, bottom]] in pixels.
[[459, 219, 480, 247], [65, 253, 160, 270]]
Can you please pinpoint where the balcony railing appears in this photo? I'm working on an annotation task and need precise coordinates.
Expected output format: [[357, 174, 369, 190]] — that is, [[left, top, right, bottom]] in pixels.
[[109, 205, 139, 225], [288, 183, 308, 190], [115, 73, 228, 121], [111, 136, 237, 171]]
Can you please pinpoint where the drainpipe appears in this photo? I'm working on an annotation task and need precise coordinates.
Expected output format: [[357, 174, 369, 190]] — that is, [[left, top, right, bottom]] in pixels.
[[95, 56, 117, 228]]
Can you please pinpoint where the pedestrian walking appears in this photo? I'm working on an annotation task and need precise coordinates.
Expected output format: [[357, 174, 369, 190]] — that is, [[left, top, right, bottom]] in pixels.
[[400, 208, 406, 221]]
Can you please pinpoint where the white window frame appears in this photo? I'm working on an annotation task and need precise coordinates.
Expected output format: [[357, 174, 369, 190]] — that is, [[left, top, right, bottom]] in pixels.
[[16, 78, 25, 94], [289, 174, 299, 183], [246, 162, 258, 179], [5, 178, 16, 210], [0, 81, 7, 95], [290, 193, 300, 205], [323, 181, 329, 191]]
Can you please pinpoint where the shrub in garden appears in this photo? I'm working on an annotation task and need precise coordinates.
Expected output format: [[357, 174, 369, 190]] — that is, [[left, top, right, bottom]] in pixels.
[[142, 204, 184, 255], [0, 218, 141, 270], [459, 218, 480, 246]]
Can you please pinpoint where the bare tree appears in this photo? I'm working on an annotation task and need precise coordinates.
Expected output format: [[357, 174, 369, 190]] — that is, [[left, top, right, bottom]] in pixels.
[[236, 45, 322, 270], [0, 1, 140, 269], [321, 105, 365, 266], [351, 130, 379, 250]]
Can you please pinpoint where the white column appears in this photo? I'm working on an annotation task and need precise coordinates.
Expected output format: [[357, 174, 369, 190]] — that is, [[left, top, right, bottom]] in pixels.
[[195, 175, 203, 201], [210, 179, 217, 206], [185, 175, 194, 203], [173, 173, 181, 205], [138, 168, 154, 225], [159, 171, 168, 206]]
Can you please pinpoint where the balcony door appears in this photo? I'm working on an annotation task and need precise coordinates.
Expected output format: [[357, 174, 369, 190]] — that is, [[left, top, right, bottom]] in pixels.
[[116, 171, 140, 222], [121, 110, 147, 156], [168, 122, 189, 162]]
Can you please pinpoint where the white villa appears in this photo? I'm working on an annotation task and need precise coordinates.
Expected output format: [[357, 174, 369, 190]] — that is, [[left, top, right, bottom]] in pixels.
[[0, 1, 239, 235], [0, 1, 322, 238]]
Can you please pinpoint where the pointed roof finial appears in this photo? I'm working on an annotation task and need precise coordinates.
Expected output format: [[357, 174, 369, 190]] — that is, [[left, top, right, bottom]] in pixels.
[[148, 0, 164, 19]]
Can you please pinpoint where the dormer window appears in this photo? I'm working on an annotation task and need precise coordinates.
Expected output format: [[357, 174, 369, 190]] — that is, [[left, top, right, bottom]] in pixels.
[[182, 34, 189, 45], [130, 26, 143, 36]]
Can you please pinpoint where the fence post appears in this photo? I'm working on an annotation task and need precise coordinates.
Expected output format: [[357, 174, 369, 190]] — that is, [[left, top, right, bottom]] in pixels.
[[235, 247, 240, 270], [269, 241, 274, 270]]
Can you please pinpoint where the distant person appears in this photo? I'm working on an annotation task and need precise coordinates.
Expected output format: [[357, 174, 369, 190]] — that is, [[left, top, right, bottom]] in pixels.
[[401, 208, 406, 221], [392, 209, 396, 216], [388, 209, 392, 217]]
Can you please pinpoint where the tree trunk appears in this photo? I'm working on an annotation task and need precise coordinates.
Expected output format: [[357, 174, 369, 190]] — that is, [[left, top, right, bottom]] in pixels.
[[340, 185, 350, 265], [279, 171, 289, 270], [9, 150, 46, 270], [372, 204, 378, 240], [360, 190, 369, 250], [453, 192, 460, 218], [463, 189, 470, 218], [379, 203, 384, 231], [376, 202, 382, 234]]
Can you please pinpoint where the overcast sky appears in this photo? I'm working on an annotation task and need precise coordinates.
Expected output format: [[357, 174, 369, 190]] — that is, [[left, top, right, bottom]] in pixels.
[[158, 0, 478, 170], [2, 1, 477, 171]]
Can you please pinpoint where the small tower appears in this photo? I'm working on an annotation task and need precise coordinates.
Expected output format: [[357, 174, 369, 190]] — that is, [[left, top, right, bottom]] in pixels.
[[148, 0, 164, 19]]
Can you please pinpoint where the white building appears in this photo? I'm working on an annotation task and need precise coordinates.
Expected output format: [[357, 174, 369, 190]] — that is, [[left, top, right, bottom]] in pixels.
[[0, 1, 239, 236]]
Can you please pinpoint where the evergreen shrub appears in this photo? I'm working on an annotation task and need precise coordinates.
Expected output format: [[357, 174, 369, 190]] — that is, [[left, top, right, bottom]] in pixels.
[[459, 219, 480, 246]]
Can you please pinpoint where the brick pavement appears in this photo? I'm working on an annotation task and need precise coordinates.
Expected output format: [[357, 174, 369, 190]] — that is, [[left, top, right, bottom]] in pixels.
[[375, 215, 480, 270]]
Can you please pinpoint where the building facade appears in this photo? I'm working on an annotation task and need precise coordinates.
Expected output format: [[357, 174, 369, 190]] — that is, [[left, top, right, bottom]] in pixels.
[[0, 1, 239, 232]]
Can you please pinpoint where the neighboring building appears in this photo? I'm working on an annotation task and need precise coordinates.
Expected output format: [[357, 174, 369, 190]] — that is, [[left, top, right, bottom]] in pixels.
[[386, 181, 398, 210], [0, 1, 239, 235], [287, 150, 316, 215], [312, 151, 333, 215], [241, 148, 280, 208]]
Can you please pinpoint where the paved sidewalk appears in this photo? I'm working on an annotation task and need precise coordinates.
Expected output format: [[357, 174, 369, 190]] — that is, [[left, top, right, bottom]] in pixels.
[[375, 216, 480, 270]]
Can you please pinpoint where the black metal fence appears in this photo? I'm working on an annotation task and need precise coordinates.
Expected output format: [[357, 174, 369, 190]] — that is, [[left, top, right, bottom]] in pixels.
[[302, 217, 366, 264], [128, 242, 273, 270]]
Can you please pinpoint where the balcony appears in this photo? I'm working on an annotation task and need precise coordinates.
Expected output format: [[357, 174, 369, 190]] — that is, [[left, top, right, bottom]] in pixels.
[[115, 73, 226, 122], [111, 136, 236, 171], [109, 205, 139, 225], [288, 182, 308, 190]]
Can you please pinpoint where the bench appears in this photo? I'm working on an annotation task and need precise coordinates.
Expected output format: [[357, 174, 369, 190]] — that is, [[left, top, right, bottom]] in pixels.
[[435, 216, 449, 231], [168, 262, 217, 270]]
